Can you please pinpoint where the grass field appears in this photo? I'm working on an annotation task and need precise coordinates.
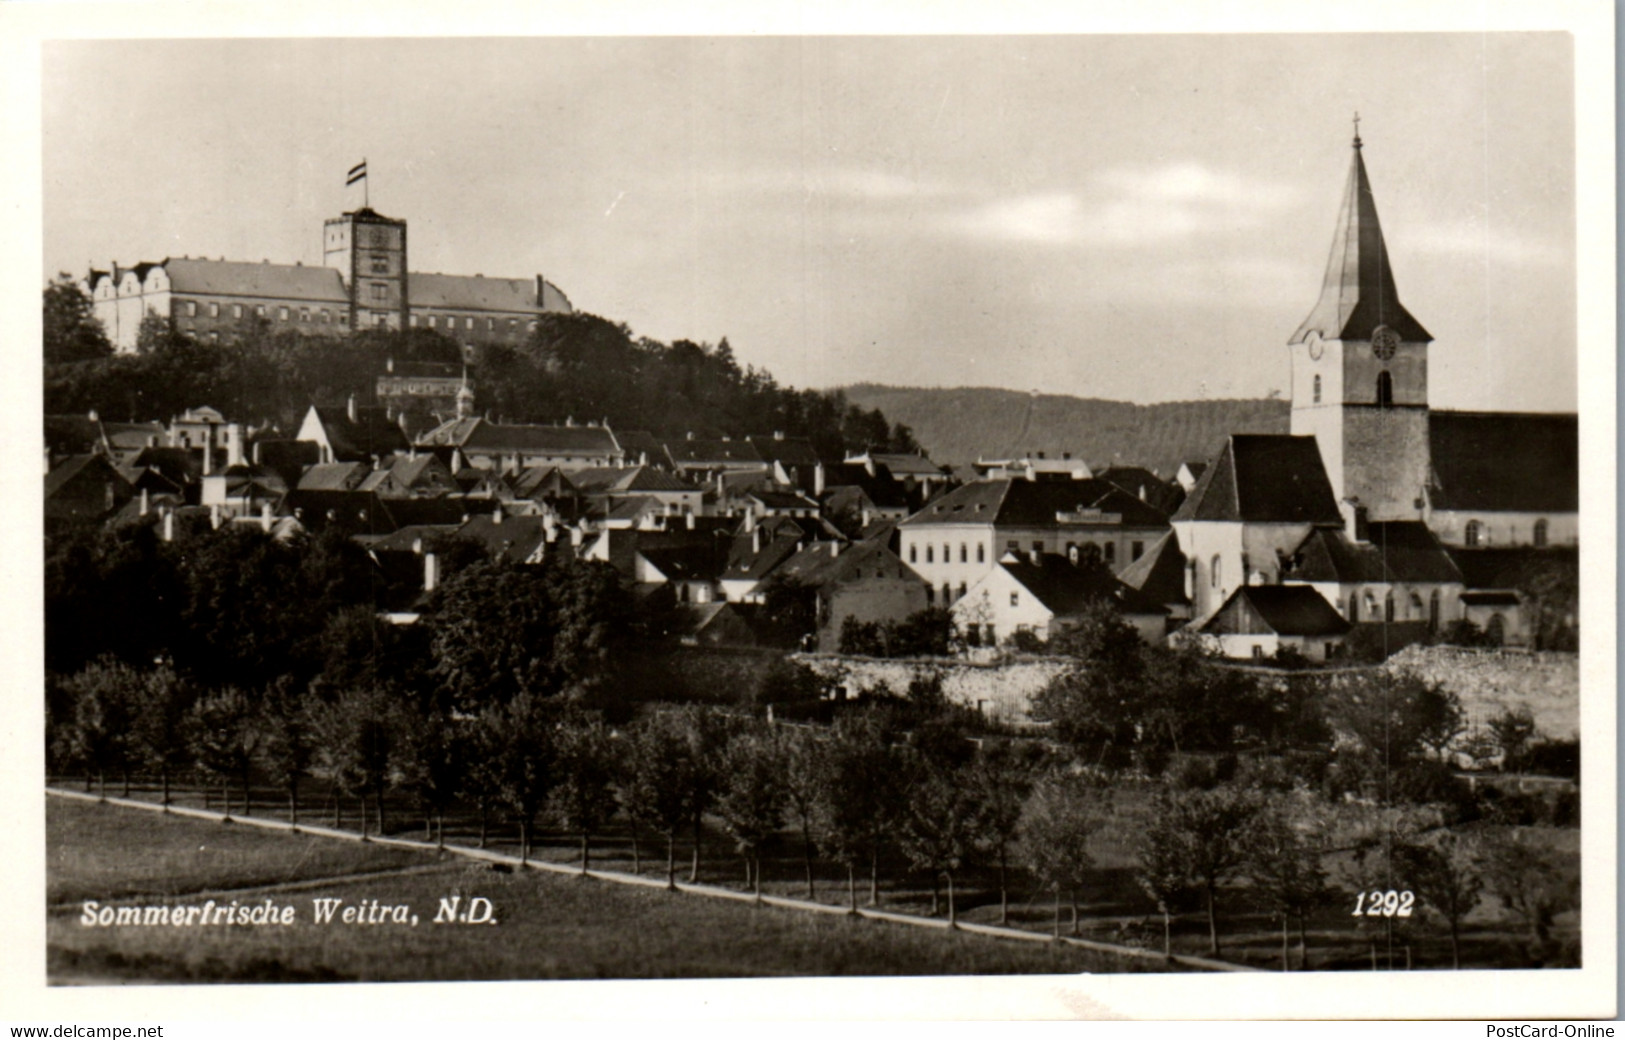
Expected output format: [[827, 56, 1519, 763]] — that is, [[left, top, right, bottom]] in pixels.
[[47, 799, 1168, 983]]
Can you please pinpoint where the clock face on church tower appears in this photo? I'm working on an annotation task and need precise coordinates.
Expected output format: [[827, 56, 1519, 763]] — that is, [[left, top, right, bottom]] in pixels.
[[1371, 325, 1399, 361]]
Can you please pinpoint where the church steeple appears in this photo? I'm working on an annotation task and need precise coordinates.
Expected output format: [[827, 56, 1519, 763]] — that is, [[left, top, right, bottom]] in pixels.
[[1291, 124, 1431, 345]]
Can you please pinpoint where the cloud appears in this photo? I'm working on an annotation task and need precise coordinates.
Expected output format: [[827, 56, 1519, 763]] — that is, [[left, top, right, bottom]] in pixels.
[[948, 161, 1303, 248], [709, 165, 953, 203]]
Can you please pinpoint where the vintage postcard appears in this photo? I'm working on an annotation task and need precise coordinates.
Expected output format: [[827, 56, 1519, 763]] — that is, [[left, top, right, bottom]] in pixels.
[[2, 0, 1615, 1026]]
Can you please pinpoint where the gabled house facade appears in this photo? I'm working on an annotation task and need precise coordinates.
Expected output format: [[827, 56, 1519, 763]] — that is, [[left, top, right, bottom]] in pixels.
[[952, 551, 1168, 648]]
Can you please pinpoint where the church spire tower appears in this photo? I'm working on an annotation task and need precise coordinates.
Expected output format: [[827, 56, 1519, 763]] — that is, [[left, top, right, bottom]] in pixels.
[[1288, 122, 1433, 522]]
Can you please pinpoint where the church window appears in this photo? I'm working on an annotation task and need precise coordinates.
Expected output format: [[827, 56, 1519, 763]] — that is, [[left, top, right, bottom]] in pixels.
[[957, 582, 967, 600], [1132, 540, 1144, 561], [908, 544, 917, 564], [1210, 555, 1221, 589], [1410, 592, 1424, 619], [1312, 374, 1321, 403], [926, 545, 933, 564], [1364, 591, 1379, 618], [1533, 518, 1549, 547], [1429, 590, 1441, 630], [1465, 520, 1483, 547], [1348, 594, 1359, 623], [1376, 371, 1394, 408], [977, 543, 985, 563], [926, 585, 934, 605], [1384, 593, 1395, 623]]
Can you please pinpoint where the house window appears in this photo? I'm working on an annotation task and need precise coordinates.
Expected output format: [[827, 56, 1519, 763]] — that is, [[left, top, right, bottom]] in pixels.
[[926, 545, 933, 564], [321, 310, 331, 323], [185, 301, 197, 317], [232, 304, 243, 319], [256, 305, 266, 318], [1031, 540, 1043, 555], [376, 314, 388, 326], [1252, 645, 1265, 661], [1009, 592, 1019, 607], [1007, 541, 1019, 555], [208, 302, 219, 318], [278, 306, 289, 320], [487, 318, 496, 331], [300, 308, 310, 322], [428, 316, 438, 328], [1312, 374, 1321, 404], [508, 318, 518, 331], [208, 331, 219, 344], [529, 319, 539, 333], [1103, 542, 1116, 565], [1533, 518, 1549, 548], [1465, 520, 1482, 547], [1348, 593, 1359, 623], [1132, 540, 1144, 561], [410, 314, 419, 327], [1384, 594, 1395, 623], [1376, 371, 1394, 408], [909, 544, 917, 564], [977, 543, 985, 563], [1210, 555, 1221, 588]]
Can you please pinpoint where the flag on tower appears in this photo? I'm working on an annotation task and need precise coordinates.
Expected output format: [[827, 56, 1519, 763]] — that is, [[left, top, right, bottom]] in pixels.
[[346, 160, 367, 186]]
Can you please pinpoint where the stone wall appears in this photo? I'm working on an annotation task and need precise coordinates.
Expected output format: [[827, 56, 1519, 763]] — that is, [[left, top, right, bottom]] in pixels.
[[791, 652, 1070, 724], [1383, 644, 1579, 741]]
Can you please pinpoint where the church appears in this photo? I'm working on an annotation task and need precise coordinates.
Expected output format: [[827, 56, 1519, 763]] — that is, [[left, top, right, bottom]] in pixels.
[[1167, 127, 1577, 658], [82, 205, 574, 353]]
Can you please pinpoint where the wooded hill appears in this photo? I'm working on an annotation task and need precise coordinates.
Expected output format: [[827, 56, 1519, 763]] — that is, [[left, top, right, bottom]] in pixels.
[[840, 384, 1291, 476]]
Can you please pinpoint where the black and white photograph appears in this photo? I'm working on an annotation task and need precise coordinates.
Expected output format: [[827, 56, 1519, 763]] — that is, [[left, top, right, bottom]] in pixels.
[[4, 0, 1615, 1026]]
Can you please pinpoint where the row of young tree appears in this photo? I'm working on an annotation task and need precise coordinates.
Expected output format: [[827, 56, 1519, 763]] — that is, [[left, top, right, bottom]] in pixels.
[[49, 657, 1574, 967], [44, 276, 917, 461]]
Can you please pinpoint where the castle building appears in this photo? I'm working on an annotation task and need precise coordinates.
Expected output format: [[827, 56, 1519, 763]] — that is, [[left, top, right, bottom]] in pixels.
[[84, 206, 573, 352]]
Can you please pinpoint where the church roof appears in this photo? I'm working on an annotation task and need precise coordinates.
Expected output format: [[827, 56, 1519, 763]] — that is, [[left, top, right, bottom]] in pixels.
[[1428, 411, 1578, 513], [1116, 531, 1190, 608], [1170, 435, 1341, 525], [1283, 522, 1462, 585], [1291, 134, 1431, 345]]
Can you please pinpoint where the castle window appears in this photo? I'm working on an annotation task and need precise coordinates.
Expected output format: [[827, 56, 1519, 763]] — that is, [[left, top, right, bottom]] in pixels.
[[232, 304, 243, 319], [409, 315, 418, 327], [1313, 374, 1322, 404], [487, 318, 495, 332], [255, 305, 266, 318], [1376, 371, 1394, 408], [1533, 518, 1549, 548], [370, 284, 388, 302], [428, 316, 438, 328], [370, 257, 388, 274], [300, 308, 310, 322], [1465, 520, 1483, 547], [184, 301, 197, 317], [278, 306, 289, 320], [208, 302, 219, 318]]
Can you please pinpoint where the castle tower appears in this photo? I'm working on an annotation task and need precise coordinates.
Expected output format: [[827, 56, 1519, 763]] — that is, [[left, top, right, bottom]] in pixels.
[[323, 207, 409, 333], [1288, 125, 1433, 522]]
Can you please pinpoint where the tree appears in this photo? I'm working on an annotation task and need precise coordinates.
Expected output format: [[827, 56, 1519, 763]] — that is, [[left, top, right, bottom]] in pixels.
[[43, 275, 113, 365], [897, 751, 984, 924], [548, 711, 620, 872], [775, 725, 826, 899], [127, 662, 196, 809], [486, 691, 558, 863], [1488, 707, 1539, 774], [1137, 783, 1260, 957], [715, 726, 786, 899], [816, 709, 903, 910], [309, 684, 396, 837], [258, 676, 315, 825], [970, 742, 1040, 925], [1033, 599, 1147, 755], [621, 710, 705, 888], [393, 700, 464, 847], [1475, 829, 1579, 965], [1019, 769, 1110, 938], [64, 657, 139, 798], [186, 687, 260, 817], [1393, 831, 1483, 969], [1242, 803, 1331, 970]]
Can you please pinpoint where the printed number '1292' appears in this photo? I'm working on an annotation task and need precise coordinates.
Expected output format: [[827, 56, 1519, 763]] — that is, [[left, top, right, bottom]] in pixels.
[[1352, 890, 1414, 917]]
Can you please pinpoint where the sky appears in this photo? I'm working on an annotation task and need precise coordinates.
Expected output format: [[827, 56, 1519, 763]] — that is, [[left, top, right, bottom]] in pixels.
[[42, 33, 1577, 411]]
